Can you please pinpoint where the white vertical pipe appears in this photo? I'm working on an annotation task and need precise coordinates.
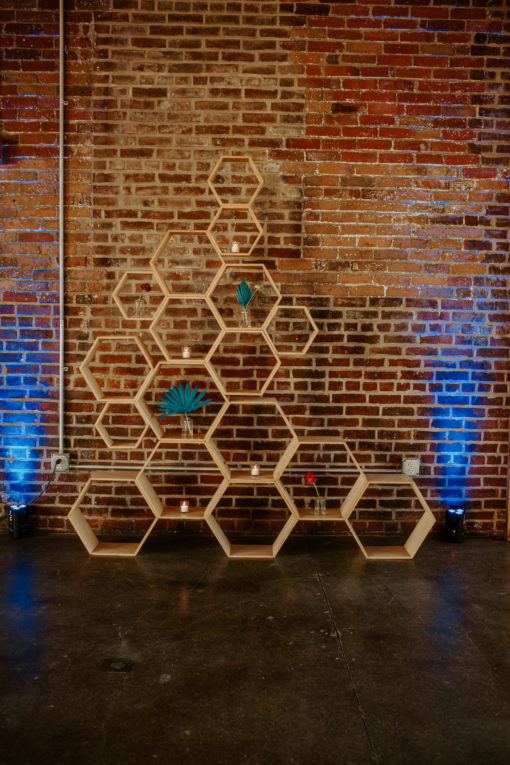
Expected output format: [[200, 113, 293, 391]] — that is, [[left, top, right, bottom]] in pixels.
[[58, 0, 65, 453]]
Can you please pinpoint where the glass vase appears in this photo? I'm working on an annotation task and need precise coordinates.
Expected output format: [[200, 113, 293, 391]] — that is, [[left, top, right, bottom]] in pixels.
[[238, 306, 251, 328], [181, 414, 193, 439], [134, 296, 147, 319], [313, 497, 326, 516]]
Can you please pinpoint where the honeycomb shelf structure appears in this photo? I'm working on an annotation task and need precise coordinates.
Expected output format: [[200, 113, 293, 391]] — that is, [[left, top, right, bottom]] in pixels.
[[71, 155, 435, 560]]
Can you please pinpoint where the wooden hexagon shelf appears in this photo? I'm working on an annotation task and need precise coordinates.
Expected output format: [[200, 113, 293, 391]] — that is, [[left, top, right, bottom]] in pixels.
[[94, 401, 149, 450], [149, 294, 223, 362], [70, 154, 435, 561], [80, 335, 154, 402], [207, 206, 263, 260], [208, 396, 298, 480], [279, 436, 363, 521], [150, 229, 223, 297], [136, 359, 228, 442], [208, 155, 263, 207], [205, 478, 298, 559], [206, 329, 281, 397], [266, 304, 318, 357], [112, 269, 165, 322], [68, 470, 158, 557], [137, 442, 228, 521], [208, 262, 281, 330], [341, 473, 436, 560]]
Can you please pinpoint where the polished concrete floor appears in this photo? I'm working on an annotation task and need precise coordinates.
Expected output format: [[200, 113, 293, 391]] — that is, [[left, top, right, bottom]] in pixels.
[[1, 532, 510, 765]]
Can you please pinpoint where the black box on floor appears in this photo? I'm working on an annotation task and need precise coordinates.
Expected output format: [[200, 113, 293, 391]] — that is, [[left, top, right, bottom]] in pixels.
[[445, 508, 464, 542], [8, 505, 30, 539]]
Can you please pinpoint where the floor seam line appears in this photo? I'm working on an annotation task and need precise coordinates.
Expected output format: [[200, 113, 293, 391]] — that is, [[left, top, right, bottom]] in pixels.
[[316, 566, 381, 765]]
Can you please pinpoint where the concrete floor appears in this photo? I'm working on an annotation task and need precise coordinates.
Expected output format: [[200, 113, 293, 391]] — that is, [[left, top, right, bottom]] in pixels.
[[1, 532, 510, 765]]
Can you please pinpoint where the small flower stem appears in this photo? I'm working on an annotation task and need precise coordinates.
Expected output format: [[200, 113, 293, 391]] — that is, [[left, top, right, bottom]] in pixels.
[[313, 482, 320, 498]]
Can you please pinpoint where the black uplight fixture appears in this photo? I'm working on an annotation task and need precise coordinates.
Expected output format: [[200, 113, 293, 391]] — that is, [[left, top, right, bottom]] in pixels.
[[445, 507, 465, 542], [8, 504, 30, 539], [5, 462, 59, 540]]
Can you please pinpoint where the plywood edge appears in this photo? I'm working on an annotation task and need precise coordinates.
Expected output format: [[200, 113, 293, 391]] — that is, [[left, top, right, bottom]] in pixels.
[[405, 509, 436, 558], [363, 546, 412, 560], [365, 472, 414, 485], [89, 470, 140, 481], [272, 515, 297, 556], [229, 544, 275, 559], [340, 473, 369, 519], [68, 507, 99, 554], [205, 514, 231, 557], [91, 542, 140, 557], [297, 508, 343, 522]]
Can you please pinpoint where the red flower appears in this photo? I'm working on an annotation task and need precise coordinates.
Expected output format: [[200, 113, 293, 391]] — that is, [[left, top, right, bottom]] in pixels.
[[140, 282, 152, 292], [305, 471, 321, 497]]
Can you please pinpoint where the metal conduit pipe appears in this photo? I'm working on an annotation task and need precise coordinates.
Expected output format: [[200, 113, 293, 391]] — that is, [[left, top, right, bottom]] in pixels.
[[58, 0, 65, 454]]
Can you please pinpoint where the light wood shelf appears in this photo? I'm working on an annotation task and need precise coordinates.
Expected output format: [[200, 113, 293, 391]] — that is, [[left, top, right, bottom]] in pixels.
[[340, 472, 435, 560], [72, 155, 435, 561]]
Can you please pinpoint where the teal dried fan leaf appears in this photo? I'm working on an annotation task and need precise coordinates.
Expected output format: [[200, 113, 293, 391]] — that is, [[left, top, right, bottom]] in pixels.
[[236, 280, 253, 308], [157, 382, 212, 417]]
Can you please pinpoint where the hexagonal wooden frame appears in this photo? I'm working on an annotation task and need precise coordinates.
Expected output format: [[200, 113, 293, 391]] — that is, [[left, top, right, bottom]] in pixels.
[[208, 397, 299, 481], [278, 436, 363, 521], [149, 294, 223, 362], [208, 155, 263, 207], [112, 268, 165, 322], [266, 304, 319, 357], [136, 359, 229, 443], [136, 443, 229, 521], [341, 473, 436, 560], [149, 229, 223, 297], [80, 335, 154, 402], [207, 206, 263, 260], [68, 470, 158, 557], [94, 400, 149, 450], [208, 262, 282, 330], [205, 478, 298, 559], [206, 329, 281, 397]]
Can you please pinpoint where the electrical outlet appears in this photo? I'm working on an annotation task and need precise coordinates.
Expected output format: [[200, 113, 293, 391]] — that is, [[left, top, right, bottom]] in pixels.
[[51, 453, 70, 472], [402, 457, 420, 476]]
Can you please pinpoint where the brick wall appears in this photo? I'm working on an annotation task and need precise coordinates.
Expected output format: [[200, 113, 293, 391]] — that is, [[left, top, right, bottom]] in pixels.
[[1, 0, 509, 542]]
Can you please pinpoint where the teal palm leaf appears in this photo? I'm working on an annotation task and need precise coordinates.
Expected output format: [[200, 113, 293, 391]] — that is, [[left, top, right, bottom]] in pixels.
[[157, 382, 212, 417], [236, 280, 253, 308]]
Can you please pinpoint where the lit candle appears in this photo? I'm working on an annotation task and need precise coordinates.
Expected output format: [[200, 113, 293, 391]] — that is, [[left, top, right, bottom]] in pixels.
[[180, 500, 189, 513], [231, 241, 239, 253], [251, 464, 260, 476], [182, 346, 191, 358]]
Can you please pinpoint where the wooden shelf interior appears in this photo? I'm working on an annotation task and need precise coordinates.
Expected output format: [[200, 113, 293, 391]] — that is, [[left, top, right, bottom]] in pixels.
[[207, 329, 280, 397], [112, 268, 165, 322], [68, 473, 158, 557], [80, 335, 154, 402], [136, 360, 227, 441], [265, 304, 319, 357], [205, 480, 297, 558], [208, 263, 281, 329], [207, 206, 263, 259], [149, 229, 223, 297], [341, 473, 436, 560], [94, 400, 149, 450], [149, 294, 223, 362], [209, 398, 297, 479], [279, 437, 364, 515], [207, 155, 264, 207]]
